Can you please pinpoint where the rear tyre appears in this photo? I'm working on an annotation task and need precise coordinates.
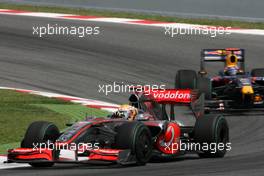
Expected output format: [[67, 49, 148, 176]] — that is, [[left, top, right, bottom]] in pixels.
[[21, 121, 60, 167], [194, 115, 229, 158], [115, 121, 152, 165], [197, 77, 212, 99], [251, 68, 264, 77], [175, 70, 197, 89]]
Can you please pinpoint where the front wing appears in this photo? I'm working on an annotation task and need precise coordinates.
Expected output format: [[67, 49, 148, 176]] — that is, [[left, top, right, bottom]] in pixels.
[[6, 148, 136, 165]]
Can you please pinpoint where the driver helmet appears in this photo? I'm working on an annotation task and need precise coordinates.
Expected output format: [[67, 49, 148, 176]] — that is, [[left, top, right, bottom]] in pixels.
[[113, 104, 138, 121]]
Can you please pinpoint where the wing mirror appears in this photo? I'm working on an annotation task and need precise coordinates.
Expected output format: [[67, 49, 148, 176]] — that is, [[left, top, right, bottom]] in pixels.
[[198, 70, 207, 76]]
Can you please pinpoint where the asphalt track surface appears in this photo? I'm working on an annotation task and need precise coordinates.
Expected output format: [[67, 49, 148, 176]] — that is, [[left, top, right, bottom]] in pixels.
[[2, 0, 264, 22], [0, 14, 264, 176]]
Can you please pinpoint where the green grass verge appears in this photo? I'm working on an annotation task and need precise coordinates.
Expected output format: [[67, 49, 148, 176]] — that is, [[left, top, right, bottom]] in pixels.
[[0, 3, 264, 29], [0, 90, 109, 154], [35, 104, 109, 122]]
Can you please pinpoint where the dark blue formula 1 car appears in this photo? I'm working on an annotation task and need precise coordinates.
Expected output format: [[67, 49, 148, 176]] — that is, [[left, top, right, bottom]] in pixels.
[[175, 48, 264, 113]]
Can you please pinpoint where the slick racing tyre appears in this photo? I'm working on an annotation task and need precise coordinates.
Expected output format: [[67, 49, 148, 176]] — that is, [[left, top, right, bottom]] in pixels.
[[251, 68, 264, 77], [175, 70, 197, 89], [194, 115, 229, 158], [21, 121, 60, 167], [115, 121, 152, 165], [197, 77, 212, 100]]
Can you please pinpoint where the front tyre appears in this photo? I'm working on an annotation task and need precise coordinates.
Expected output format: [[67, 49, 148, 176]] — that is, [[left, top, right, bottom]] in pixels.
[[21, 121, 60, 167]]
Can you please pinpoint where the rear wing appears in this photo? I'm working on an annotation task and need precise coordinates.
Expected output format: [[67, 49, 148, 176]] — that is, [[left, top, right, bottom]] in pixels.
[[132, 89, 204, 120], [200, 48, 245, 74], [145, 89, 204, 120]]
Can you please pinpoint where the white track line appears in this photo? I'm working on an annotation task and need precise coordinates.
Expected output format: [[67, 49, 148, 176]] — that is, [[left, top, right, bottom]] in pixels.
[[0, 9, 264, 35], [0, 156, 29, 169], [0, 87, 119, 112]]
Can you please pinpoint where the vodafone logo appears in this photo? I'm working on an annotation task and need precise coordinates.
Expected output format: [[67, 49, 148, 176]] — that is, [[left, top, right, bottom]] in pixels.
[[156, 123, 181, 155], [165, 126, 175, 145], [159, 126, 175, 148], [151, 90, 191, 103], [153, 91, 190, 99]]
